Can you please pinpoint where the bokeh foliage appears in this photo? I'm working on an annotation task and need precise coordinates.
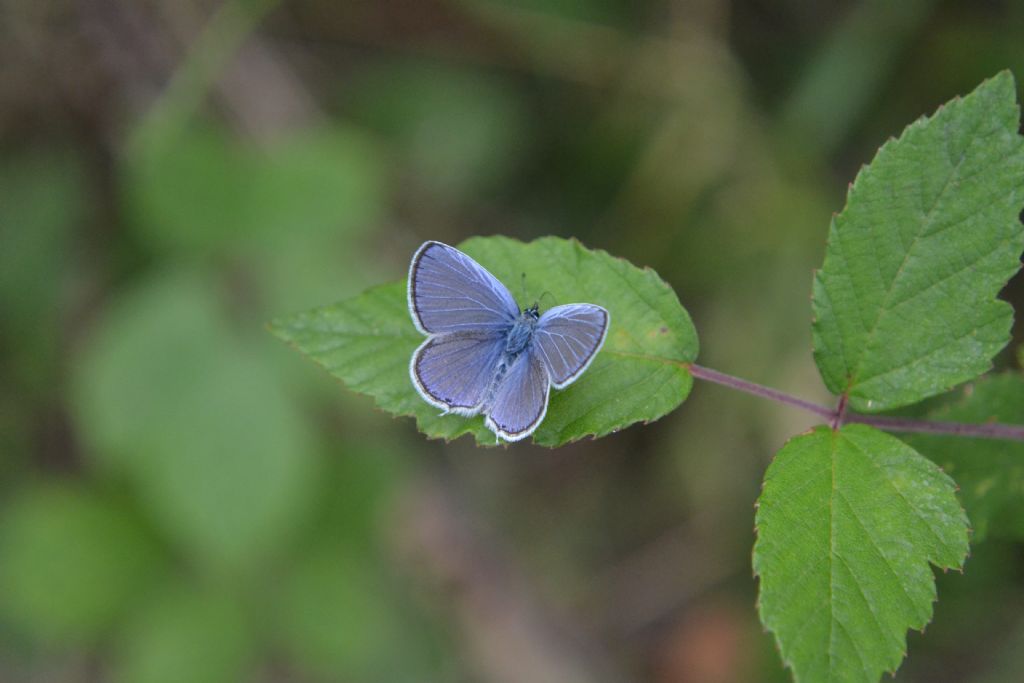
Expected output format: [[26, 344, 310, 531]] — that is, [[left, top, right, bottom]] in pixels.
[[3, 1, 1024, 682]]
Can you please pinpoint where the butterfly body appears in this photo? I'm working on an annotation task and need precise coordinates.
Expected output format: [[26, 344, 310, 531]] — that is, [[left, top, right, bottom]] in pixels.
[[408, 241, 609, 442], [503, 304, 540, 357]]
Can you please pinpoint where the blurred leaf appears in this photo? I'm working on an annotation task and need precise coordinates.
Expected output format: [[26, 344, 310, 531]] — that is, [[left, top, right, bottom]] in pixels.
[[141, 349, 317, 573], [250, 230, 384, 315], [113, 586, 254, 683], [126, 124, 244, 251], [73, 271, 231, 470], [271, 236, 698, 447], [73, 270, 316, 573], [248, 126, 385, 242], [0, 148, 84, 394], [812, 72, 1024, 412], [972, 618, 1024, 683], [347, 61, 527, 199], [753, 425, 969, 683], [897, 540, 1021, 681], [276, 547, 407, 681], [782, 0, 936, 154], [0, 149, 81, 319], [0, 395, 29, 481], [462, 0, 633, 26], [307, 441, 406, 552], [125, 123, 384, 252], [275, 440, 419, 679], [906, 374, 1024, 541], [0, 484, 162, 645]]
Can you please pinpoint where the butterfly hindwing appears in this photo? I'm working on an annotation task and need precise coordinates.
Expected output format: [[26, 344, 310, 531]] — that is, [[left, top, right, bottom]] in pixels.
[[411, 332, 507, 415], [484, 351, 551, 441]]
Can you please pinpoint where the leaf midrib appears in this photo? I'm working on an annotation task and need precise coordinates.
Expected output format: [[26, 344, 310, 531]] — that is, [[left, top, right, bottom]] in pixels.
[[840, 99, 1020, 403], [305, 321, 691, 368], [844, 126, 975, 395]]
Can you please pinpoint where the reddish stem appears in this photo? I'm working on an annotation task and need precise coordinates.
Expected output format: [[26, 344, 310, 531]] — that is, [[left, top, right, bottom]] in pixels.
[[687, 363, 1024, 443]]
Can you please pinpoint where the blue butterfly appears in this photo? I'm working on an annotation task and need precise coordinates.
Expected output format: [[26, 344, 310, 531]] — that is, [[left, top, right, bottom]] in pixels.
[[408, 241, 610, 442]]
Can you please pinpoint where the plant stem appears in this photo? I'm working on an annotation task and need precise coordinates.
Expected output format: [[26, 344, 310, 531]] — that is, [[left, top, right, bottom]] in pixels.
[[686, 364, 835, 420], [845, 414, 1024, 441], [687, 363, 1024, 443]]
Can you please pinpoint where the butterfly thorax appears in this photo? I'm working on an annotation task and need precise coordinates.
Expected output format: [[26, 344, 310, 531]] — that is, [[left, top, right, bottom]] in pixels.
[[504, 304, 540, 358]]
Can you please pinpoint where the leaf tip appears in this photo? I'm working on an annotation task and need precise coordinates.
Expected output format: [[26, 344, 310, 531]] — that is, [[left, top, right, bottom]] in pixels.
[[986, 68, 1017, 92], [266, 315, 298, 344]]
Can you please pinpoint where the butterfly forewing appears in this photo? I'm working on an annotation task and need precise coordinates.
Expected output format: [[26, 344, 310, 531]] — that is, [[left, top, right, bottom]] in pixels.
[[533, 304, 609, 388], [408, 241, 519, 335], [412, 332, 507, 414], [484, 352, 550, 441]]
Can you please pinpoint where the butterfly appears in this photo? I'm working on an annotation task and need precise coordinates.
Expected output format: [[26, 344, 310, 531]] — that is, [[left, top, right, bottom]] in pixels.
[[407, 241, 610, 442]]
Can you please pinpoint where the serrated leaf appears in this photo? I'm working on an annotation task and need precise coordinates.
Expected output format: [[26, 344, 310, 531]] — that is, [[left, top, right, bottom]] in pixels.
[[812, 71, 1024, 412], [753, 424, 969, 683], [906, 373, 1024, 542], [271, 235, 698, 447]]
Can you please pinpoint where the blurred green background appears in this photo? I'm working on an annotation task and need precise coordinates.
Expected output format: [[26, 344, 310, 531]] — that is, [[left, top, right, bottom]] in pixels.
[[2, 1, 1024, 681]]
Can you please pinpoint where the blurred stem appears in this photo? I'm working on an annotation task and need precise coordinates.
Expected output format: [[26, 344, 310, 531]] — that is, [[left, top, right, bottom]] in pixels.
[[129, 0, 279, 151], [688, 363, 1024, 442], [845, 413, 1024, 441], [781, 0, 936, 154]]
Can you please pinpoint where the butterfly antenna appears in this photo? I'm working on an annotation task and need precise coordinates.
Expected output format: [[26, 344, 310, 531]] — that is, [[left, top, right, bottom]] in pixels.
[[538, 290, 556, 308]]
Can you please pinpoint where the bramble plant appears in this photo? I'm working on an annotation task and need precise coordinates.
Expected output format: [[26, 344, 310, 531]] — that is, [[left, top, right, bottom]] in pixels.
[[273, 72, 1024, 683]]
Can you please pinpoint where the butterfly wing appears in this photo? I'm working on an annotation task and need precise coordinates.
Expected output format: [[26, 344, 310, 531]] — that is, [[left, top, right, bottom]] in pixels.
[[484, 352, 550, 442], [533, 304, 610, 388], [411, 331, 507, 415], [408, 241, 519, 335]]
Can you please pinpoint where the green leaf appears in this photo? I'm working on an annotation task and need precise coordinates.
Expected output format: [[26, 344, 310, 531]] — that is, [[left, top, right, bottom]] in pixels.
[[72, 270, 316, 574], [812, 71, 1024, 411], [0, 484, 162, 645], [753, 424, 969, 683], [271, 235, 698, 447], [906, 373, 1024, 542]]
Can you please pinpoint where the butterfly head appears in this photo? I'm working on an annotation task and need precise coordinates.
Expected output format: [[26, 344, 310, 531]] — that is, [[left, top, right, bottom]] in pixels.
[[525, 302, 540, 319]]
